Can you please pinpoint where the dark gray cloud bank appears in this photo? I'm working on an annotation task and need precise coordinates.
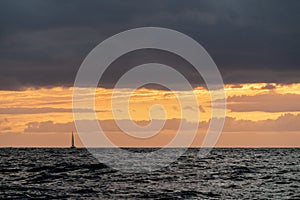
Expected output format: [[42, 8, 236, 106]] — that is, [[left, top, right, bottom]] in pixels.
[[0, 0, 299, 90]]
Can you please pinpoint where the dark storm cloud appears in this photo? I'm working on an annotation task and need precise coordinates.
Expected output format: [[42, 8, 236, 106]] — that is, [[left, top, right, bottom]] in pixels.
[[0, 0, 299, 90]]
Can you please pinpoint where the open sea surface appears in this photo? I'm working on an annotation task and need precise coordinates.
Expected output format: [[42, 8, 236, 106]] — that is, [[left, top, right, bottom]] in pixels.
[[0, 148, 299, 199]]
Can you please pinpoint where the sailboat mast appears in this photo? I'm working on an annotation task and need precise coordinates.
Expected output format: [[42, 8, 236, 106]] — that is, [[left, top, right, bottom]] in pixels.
[[71, 131, 75, 148]]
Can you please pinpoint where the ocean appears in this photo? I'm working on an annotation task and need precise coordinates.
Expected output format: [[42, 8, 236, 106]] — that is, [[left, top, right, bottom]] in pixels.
[[0, 148, 299, 199]]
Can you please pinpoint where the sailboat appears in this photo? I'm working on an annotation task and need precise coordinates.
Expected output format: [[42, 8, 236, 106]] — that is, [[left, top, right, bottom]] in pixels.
[[70, 131, 76, 149]]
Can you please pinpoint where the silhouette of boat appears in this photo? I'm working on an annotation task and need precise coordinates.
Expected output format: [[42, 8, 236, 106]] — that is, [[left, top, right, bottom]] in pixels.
[[70, 131, 76, 149]]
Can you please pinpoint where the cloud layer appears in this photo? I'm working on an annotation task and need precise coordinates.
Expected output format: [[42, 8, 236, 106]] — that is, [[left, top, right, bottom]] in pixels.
[[227, 93, 300, 112], [24, 114, 300, 133], [0, 0, 300, 90]]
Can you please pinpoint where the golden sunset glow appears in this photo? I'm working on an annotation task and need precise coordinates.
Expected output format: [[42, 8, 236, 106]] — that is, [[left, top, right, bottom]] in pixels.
[[1, 83, 300, 147]]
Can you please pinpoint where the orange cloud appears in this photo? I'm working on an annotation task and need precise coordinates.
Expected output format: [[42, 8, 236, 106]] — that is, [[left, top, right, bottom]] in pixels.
[[0, 107, 108, 115], [227, 93, 300, 112], [24, 113, 300, 133]]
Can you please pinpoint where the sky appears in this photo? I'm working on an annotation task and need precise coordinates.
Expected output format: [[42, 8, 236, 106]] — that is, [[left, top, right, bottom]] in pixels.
[[0, 0, 300, 147]]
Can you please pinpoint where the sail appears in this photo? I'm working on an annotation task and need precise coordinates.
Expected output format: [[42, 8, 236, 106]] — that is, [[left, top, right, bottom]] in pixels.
[[71, 131, 75, 148]]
